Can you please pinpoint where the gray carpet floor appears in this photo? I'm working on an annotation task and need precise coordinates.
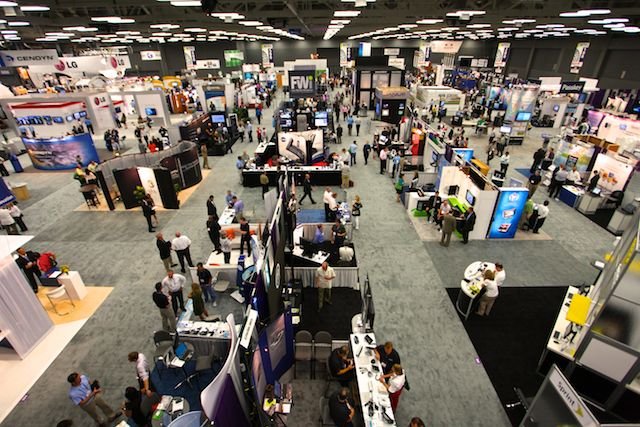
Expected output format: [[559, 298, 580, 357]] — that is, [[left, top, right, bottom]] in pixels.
[[1, 89, 617, 427]]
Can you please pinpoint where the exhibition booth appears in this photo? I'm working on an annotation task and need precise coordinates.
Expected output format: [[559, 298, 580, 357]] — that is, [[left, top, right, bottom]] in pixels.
[[95, 140, 202, 210], [352, 60, 405, 110], [412, 85, 465, 116], [179, 112, 240, 156], [373, 86, 409, 124], [106, 90, 172, 127]]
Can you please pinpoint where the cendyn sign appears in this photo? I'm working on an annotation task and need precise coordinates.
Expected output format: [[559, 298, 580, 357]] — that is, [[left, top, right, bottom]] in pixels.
[[0, 49, 59, 67]]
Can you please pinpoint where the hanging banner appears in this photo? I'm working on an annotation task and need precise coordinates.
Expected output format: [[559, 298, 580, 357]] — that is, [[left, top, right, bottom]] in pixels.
[[494, 42, 511, 69], [22, 134, 100, 170], [224, 50, 244, 67], [140, 51, 162, 61], [340, 42, 354, 68], [195, 59, 221, 69], [183, 46, 196, 70], [488, 188, 528, 239], [0, 177, 16, 207], [28, 55, 131, 75], [384, 48, 400, 56], [570, 42, 590, 74], [0, 49, 59, 67], [288, 70, 316, 98], [414, 40, 431, 68], [261, 44, 274, 68], [430, 40, 461, 54]]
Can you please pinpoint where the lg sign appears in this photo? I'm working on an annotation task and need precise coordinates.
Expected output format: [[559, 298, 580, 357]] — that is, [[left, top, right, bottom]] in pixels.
[[93, 96, 106, 106], [54, 60, 79, 71]]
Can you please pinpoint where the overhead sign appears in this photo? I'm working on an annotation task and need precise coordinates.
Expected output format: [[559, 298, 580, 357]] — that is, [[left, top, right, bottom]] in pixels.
[[340, 42, 354, 68], [548, 366, 598, 427], [388, 57, 405, 70], [430, 40, 462, 54], [288, 70, 316, 97], [0, 49, 59, 67], [359, 42, 372, 57], [494, 42, 511, 69], [195, 59, 220, 69], [140, 50, 162, 61], [570, 42, 590, 74], [224, 50, 244, 67], [384, 48, 400, 56], [183, 46, 196, 70], [559, 81, 586, 94], [261, 44, 274, 68], [29, 55, 130, 75]]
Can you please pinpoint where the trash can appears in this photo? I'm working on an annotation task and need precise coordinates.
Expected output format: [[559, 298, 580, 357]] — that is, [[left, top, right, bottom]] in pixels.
[[11, 182, 29, 200]]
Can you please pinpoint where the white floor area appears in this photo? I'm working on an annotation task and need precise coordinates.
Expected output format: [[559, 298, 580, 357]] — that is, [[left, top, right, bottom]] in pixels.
[[0, 319, 87, 423]]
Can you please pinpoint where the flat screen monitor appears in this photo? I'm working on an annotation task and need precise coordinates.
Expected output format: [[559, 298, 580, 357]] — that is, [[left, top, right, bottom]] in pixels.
[[53, 116, 64, 124], [515, 111, 531, 122], [500, 125, 511, 134], [314, 111, 328, 127], [73, 112, 82, 120], [553, 104, 560, 112], [459, 57, 472, 67], [211, 114, 226, 123], [299, 238, 316, 256], [145, 107, 157, 116], [66, 115, 74, 122], [448, 185, 459, 196], [466, 190, 476, 206], [79, 111, 87, 118], [431, 151, 438, 164]]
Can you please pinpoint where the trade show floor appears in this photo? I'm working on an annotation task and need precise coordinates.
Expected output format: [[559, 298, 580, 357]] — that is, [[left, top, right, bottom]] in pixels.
[[297, 287, 362, 340], [1, 88, 627, 427]]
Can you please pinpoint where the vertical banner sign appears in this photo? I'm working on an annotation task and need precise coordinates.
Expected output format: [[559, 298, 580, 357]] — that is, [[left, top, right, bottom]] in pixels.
[[494, 42, 510, 70], [570, 42, 590, 74], [414, 41, 431, 68], [183, 46, 196, 70], [261, 44, 274, 68], [340, 43, 348, 67], [488, 188, 528, 239], [0, 177, 16, 206]]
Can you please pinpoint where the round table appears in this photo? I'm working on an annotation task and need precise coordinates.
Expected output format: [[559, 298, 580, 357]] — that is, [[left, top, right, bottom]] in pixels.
[[456, 261, 495, 320], [151, 396, 191, 427]]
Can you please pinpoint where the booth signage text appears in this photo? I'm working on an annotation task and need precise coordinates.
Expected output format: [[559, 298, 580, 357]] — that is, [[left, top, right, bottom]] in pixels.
[[548, 367, 598, 426], [559, 81, 585, 94], [429, 40, 462, 54], [289, 71, 316, 97], [0, 49, 59, 67]]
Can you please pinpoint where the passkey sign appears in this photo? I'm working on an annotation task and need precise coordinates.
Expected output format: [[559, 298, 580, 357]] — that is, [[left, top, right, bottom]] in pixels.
[[289, 70, 316, 97], [0, 49, 59, 67]]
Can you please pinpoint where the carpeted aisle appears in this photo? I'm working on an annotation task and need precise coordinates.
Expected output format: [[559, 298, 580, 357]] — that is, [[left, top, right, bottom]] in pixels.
[[445, 286, 567, 426], [298, 287, 362, 340]]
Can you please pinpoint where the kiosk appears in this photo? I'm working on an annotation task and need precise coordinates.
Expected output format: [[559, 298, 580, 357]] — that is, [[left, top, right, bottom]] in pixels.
[[373, 87, 409, 124]]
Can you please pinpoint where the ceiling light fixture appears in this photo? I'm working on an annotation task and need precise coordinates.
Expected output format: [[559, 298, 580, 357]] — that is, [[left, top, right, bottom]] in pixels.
[[170, 1, 201, 6], [560, 9, 610, 18], [239, 21, 263, 26], [416, 19, 443, 24], [7, 21, 30, 26], [334, 10, 361, 17], [20, 5, 50, 11], [502, 19, 536, 24], [0, 1, 17, 6], [588, 18, 628, 24]]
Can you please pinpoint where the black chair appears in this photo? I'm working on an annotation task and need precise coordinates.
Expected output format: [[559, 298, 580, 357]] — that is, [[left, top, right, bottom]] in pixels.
[[153, 331, 173, 378], [603, 190, 624, 209]]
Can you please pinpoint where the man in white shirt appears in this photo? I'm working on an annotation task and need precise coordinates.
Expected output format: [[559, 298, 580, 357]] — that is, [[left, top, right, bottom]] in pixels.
[[566, 167, 581, 186], [162, 270, 186, 314], [127, 351, 153, 396], [379, 147, 388, 175], [8, 203, 27, 232], [339, 246, 354, 262], [494, 263, 506, 287], [533, 200, 550, 234], [499, 151, 510, 175], [0, 207, 18, 234], [323, 187, 333, 221], [327, 192, 338, 221], [315, 262, 336, 311], [171, 232, 193, 273]]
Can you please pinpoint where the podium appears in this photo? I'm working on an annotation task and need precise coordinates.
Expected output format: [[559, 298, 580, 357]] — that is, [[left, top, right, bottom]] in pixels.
[[57, 271, 87, 301]]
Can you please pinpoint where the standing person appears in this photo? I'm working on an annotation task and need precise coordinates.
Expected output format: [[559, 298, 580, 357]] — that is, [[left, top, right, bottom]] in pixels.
[[426, 191, 442, 223], [329, 388, 355, 427], [363, 141, 371, 165], [410, 417, 426, 427], [255, 105, 262, 125], [566, 167, 581, 186], [206, 215, 222, 253], [497, 134, 507, 156], [0, 207, 19, 234], [541, 148, 555, 170], [239, 216, 252, 256], [395, 173, 405, 202], [532, 200, 550, 234], [220, 233, 232, 264], [548, 165, 568, 199], [336, 123, 343, 144], [138, 139, 147, 154], [346, 114, 354, 136], [315, 261, 336, 311], [67, 372, 121, 426], [188, 283, 209, 321], [127, 352, 153, 396], [121, 113, 127, 129], [15, 247, 40, 292], [231, 196, 244, 217], [8, 203, 27, 232], [499, 151, 510, 175], [206, 195, 217, 217], [161, 270, 186, 315], [527, 170, 542, 198], [84, 117, 94, 135], [196, 263, 217, 306], [332, 218, 347, 248], [259, 171, 269, 199], [379, 147, 388, 175], [246, 121, 253, 143], [355, 116, 361, 136], [588, 170, 600, 192], [348, 141, 357, 165], [379, 364, 406, 413], [341, 161, 350, 189], [323, 187, 332, 220], [494, 262, 506, 288], [351, 195, 362, 230], [530, 147, 545, 173], [374, 341, 401, 374], [440, 211, 457, 247], [461, 207, 476, 244], [237, 122, 245, 143], [140, 195, 155, 233], [156, 233, 177, 272], [171, 232, 193, 273], [299, 173, 315, 205], [476, 269, 499, 316], [392, 151, 401, 177], [201, 143, 210, 169], [486, 139, 495, 164], [236, 156, 245, 185]]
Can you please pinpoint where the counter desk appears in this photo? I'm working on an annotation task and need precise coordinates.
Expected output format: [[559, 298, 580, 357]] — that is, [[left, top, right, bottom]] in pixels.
[[559, 185, 584, 208], [349, 333, 397, 427], [455, 261, 495, 320], [242, 167, 342, 187]]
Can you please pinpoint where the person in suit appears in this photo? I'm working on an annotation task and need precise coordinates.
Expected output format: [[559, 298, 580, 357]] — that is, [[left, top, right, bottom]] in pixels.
[[155, 233, 176, 272], [440, 211, 457, 247], [140, 196, 155, 233], [588, 171, 600, 192], [16, 247, 41, 292], [206, 195, 217, 217], [299, 174, 315, 205], [426, 191, 442, 223], [206, 215, 222, 253], [461, 207, 476, 244]]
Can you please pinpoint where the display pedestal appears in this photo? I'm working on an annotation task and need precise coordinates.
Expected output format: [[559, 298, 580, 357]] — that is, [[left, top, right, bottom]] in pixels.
[[607, 209, 634, 235], [11, 183, 29, 201], [57, 271, 87, 301], [577, 193, 601, 214]]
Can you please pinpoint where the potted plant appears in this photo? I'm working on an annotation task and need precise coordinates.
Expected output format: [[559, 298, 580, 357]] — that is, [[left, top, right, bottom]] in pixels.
[[60, 265, 70, 275], [133, 185, 146, 202]]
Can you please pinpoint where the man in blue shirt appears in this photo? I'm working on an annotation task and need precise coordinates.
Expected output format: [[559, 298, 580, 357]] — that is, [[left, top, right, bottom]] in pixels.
[[231, 196, 244, 217], [313, 224, 325, 244], [225, 190, 236, 207], [67, 372, 121, 425], [348, 141, 358, 166], [236, 156, 245, 184]]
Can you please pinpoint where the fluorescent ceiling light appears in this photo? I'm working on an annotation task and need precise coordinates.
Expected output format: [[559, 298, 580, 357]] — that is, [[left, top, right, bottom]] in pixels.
[[560, 9, 610, 18], [171, 1, 201, 6], [184, 27, 207, 32], [588, 18, 627, 24], [20, 5, 50, 11], [604, 23, 625, 28], [330, 20, 350, 25], [334, 10, 361, 17], [417, 19, 443, 24], [257, 25, 274, 30], [150, 23, 180, 29], [502, 19, 536, 24], [447, 10, 486, 17], [152, 32, 172, 36], [0, 30, 17, 34], [210, 13, 244, 19], [239, 21, 263, 26], [467, 24, 490, 28], [398, 24, 417, 29], [8, 21, 30, 26], [0, 1, 17, 6]]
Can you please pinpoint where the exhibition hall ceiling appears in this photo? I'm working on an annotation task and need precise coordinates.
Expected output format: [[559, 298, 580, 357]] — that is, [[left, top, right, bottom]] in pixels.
[[1, 0, 640, 45]]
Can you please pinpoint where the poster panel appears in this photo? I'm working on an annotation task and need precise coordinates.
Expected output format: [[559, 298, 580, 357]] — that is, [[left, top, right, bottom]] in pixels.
[[22, 134, 99, 170]]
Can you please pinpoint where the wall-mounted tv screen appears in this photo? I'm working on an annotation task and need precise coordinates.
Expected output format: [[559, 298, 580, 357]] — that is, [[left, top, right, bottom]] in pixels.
[[66, 115, 74, 122], [79, 111, 87, 118], [211, 114, 226, 123], [53, 116, 64, 124], [466, 190, 476, 206], [500, 125, 511, 134], [145, 107, 157, 116], [314, 111, 328, 127], [515, 112, 531, 122]]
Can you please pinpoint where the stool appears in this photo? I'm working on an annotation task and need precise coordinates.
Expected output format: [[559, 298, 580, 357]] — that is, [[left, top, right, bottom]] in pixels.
[[46, 285, 76, 316]]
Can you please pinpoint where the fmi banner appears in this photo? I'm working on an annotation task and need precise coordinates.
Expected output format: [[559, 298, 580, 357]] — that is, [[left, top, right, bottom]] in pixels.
[[0, 49, 59, 67], [289, 70, 316, 97]]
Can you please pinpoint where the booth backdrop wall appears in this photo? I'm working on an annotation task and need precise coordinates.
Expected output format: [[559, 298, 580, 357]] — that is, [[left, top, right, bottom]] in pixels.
[[22, 133, 100, 170]]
